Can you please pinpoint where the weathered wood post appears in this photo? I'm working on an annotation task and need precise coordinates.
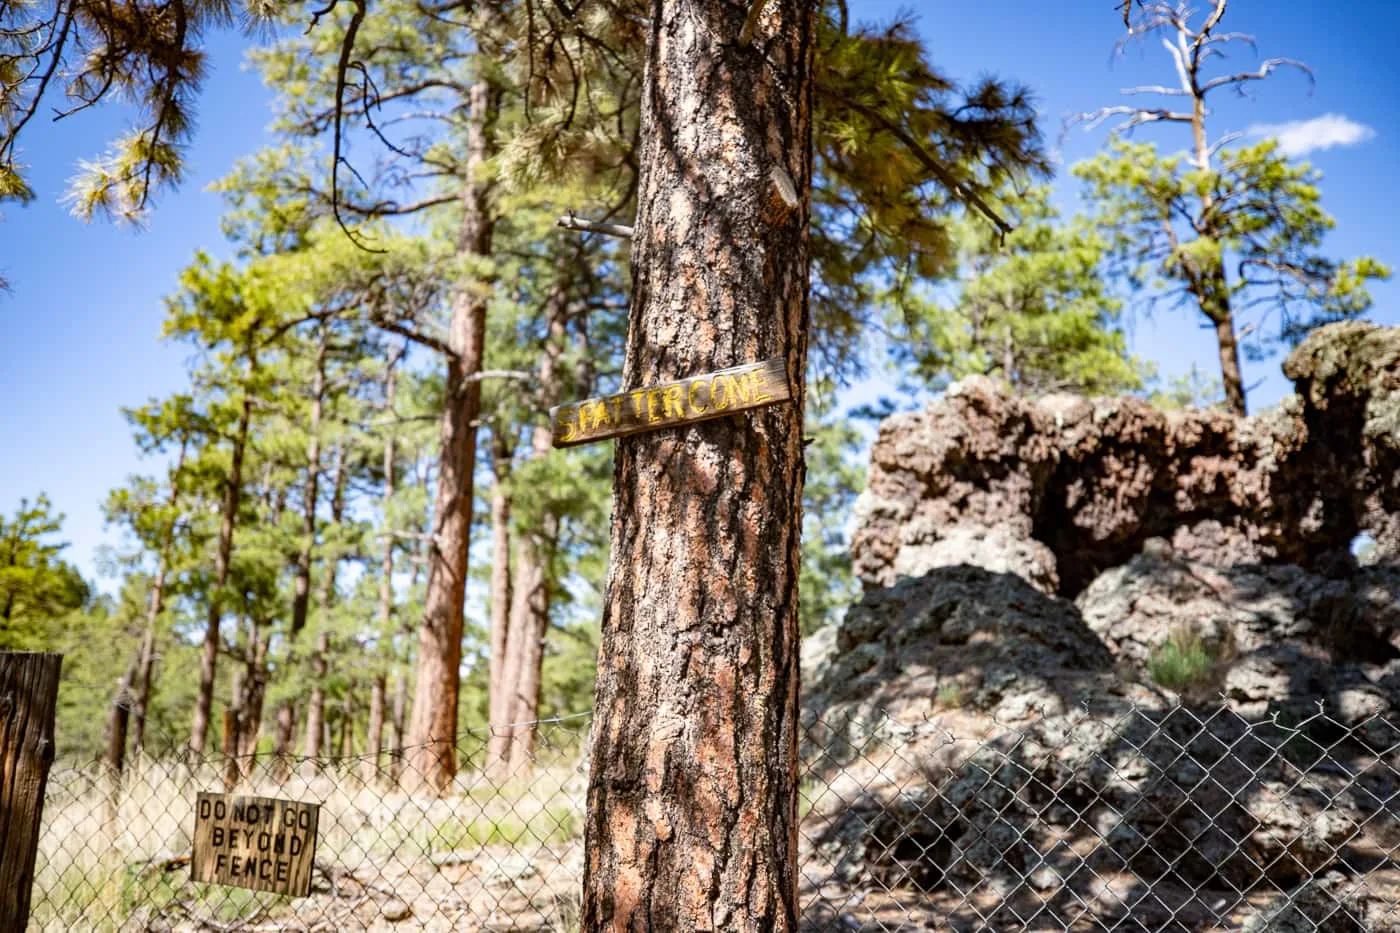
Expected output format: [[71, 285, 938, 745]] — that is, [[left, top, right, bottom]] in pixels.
[[0, 651, 63, 931]]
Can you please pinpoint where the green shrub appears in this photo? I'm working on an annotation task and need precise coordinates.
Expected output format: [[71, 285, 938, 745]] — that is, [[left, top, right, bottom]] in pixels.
[[1147, 627, 1217, 692]]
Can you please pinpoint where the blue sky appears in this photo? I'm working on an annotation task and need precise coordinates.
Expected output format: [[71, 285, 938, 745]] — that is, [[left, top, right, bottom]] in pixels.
[[2, 0, 1396, 586]]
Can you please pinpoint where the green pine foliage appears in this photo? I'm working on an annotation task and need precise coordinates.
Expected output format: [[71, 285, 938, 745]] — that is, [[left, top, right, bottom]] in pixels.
[[0, 496, 90, 643], [892, 187, 1148, 396], [799, 383, 865, 636], [1076, 139, 1389, 362]]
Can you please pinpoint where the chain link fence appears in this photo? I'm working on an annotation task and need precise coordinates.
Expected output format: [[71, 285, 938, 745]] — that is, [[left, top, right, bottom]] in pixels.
[[32, 702, 1400, 931]]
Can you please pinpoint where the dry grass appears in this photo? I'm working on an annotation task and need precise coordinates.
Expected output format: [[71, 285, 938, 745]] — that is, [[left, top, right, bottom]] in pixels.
[[33, 756, 589, 932]]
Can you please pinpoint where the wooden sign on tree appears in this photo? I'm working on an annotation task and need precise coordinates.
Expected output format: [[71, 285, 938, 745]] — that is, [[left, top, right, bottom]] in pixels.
[[548, 358, 791, 448]]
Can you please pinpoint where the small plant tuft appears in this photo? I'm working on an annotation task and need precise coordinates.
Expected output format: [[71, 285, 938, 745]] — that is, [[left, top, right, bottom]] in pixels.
[[1147, 626, 1219, 692], [935, 682, 966, 711]]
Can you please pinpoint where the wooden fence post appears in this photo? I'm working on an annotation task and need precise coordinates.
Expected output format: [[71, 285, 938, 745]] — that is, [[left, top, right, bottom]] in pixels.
[[0, 651, 63, 932]]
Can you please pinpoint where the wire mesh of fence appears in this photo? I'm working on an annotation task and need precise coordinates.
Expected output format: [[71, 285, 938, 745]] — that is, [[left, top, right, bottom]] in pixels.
[[32, 701, 1400, 932]]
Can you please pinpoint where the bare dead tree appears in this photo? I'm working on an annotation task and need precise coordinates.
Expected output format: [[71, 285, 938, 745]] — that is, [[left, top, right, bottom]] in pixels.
[[1064, 0, 1346, 416]]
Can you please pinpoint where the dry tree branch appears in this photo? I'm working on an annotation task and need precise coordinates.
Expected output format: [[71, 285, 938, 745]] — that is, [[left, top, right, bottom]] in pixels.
[[1197, 0, 1228, 39], [2, 0, 75, 167], [369, 318, 454, 357], [837, 95, 1012, 239], [135, 0, 189, 213], [317, 0, 383, 253], [1200, 57, 1315, 95], [1120, 84, 1190, 96], [557, 213, 634, 238], [1068, 104, 1193, 134]]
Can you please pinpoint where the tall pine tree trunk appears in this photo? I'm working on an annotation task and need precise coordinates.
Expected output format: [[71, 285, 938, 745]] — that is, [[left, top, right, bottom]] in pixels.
[[274, 700, 296, 779], [276, 328, 330, 756], [368, 355, 399, 785], [238, 624, 271, 781], [502, 273, 571, 775], [304, 629, 330, 761], [365, 675, 386, 784], [304, 442, 347, 764], [191, 357, 254, 756], [1190, 97, 1247, 417], [406, 79, 496, 793], [581, 0, 811, 926], [390, 671, 407, 783], [485, 434, 514, 775], [292, 327, 329, 639], [104, 654, 140, 779], [131, 439, 187, 761], [340, 684, 355, 757], [1211, 295, 1247, 415]]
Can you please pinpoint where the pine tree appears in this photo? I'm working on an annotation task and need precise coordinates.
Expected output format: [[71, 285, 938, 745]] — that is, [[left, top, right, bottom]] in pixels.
[[1071, 0, 1388, 414], [894, 187, 1147, 396]]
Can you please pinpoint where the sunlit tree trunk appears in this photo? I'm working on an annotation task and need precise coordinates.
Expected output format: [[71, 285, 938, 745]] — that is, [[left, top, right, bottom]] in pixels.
[[405, 79, 496, 793], [390, 671, 408, 782], [130, 439, 188, 760], [365, 675, 386, 783], [191, 355, 254, 756], [502, 273, 570, 776], [292, 326, 329, 639], [484, 434, 514, 775], [274, 700, 296, 779], [582, 0, 812, 927], [304, 442, 347, 766]]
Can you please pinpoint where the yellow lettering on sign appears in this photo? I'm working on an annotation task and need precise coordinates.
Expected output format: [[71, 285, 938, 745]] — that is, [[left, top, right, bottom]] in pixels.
[[746, 370, 773, 403], [558, 408, 578, 443], [713, 377, 730, 410], [725, 373, 752, 405], [663, 385, 684, 418], [688, 379, 708, 414], [548, 358, 790, 449]]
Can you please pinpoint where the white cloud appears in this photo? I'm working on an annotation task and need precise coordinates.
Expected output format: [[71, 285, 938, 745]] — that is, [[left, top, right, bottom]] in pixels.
[[1246, 113, 1377, 158]]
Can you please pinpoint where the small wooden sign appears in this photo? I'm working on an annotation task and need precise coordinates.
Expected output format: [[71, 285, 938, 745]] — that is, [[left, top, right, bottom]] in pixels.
[[550, 357, 791, 448], [191, 793, 319, 896]]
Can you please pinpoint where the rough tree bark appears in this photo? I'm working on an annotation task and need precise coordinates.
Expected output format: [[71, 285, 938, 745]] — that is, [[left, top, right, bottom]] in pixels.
[[404, 78, 496, 793], [191, 355, 254, 756], [484, 433, 514, 775], [0, 653, 63, 930], [501, 269, 571, 776], [581, 0, 812, 927]]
